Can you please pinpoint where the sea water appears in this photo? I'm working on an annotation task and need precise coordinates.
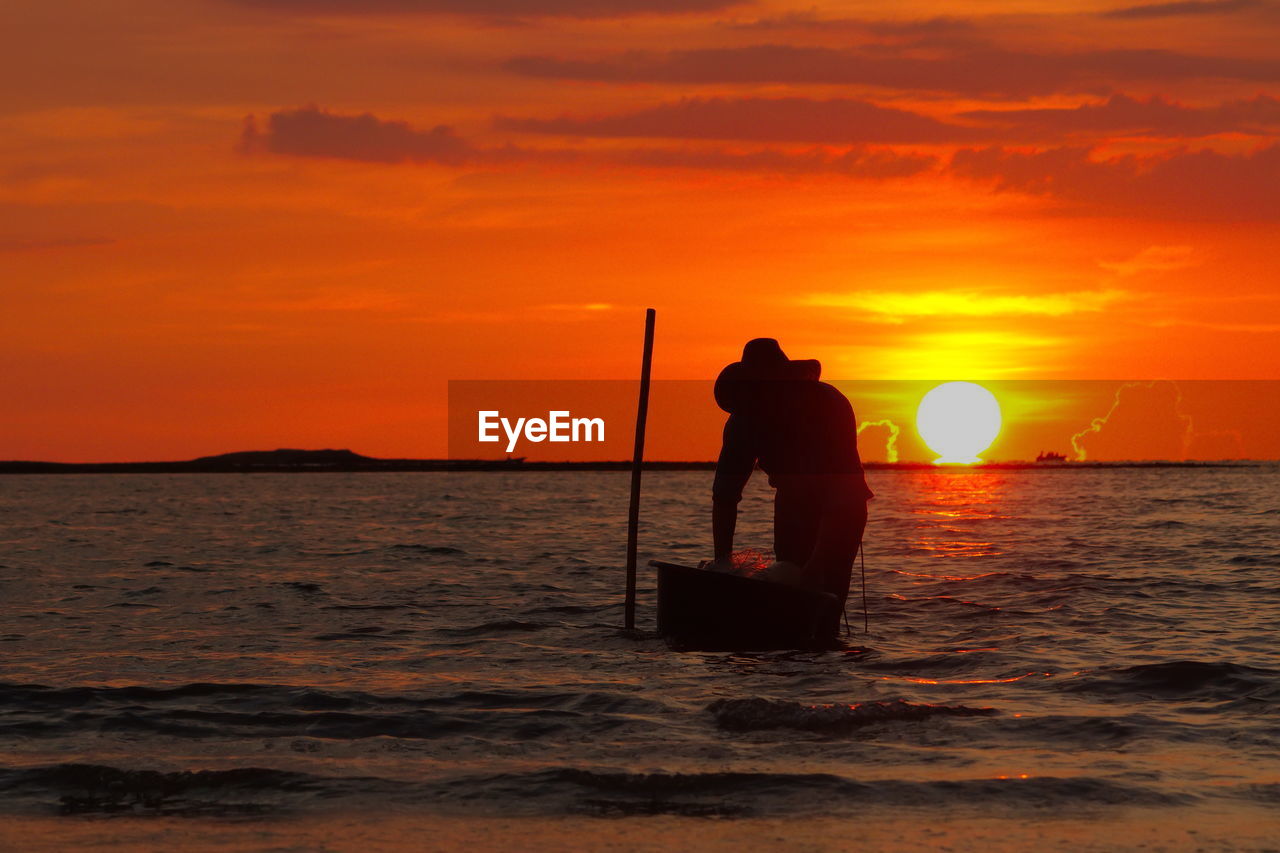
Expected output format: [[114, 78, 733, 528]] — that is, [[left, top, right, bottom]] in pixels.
[[0, 469, 1276, 846]]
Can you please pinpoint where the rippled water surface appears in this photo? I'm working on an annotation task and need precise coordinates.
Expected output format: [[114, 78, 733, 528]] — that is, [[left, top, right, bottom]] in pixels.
[[1, 469, 1277, 847]]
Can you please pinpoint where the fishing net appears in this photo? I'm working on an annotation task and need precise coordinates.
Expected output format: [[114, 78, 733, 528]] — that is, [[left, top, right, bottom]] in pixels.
[[730, 548, 773, 577]]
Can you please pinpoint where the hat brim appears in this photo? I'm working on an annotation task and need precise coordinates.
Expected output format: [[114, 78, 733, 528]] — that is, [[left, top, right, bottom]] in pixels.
[[714, 358, 821, 413]]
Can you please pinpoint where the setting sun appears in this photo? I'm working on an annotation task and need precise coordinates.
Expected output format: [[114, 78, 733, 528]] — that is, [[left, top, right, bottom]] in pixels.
[[916, 382, 1003, 464]]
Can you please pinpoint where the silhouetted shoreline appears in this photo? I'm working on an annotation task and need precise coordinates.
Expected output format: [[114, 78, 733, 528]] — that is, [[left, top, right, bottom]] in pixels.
[[0, 448, 1267, 474]]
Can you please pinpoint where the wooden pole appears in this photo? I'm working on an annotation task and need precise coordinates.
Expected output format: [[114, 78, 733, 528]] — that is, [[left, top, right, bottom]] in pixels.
[[624, 308, 656, 630]]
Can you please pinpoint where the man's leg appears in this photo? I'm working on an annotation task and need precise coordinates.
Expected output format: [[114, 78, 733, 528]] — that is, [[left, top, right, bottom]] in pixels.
[[806, 493, 869, 634], [773, 487, 822, 567]]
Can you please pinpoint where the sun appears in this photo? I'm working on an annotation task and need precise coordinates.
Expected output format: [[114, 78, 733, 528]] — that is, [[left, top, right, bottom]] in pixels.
[[916, 381, 1002, 464]]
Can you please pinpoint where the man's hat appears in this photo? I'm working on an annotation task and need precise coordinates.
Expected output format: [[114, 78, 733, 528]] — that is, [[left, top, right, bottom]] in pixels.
[[741, 337, 790, 371], [714, 338, 821, 413]]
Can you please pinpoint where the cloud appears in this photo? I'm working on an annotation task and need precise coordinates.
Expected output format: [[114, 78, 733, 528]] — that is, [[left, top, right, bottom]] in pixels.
[[243, 105, 1278, 208], [1150, 319, 1280, 332], [241, 107, 476, 164], [503, 45, 1280, 97], [611, 146, 936, 177], [961, 94, 1280, 139], [857, 419, 901, 463], [949, 143, 1280, 220], [1070, 381, 1192, 461], [539, 302, 614, 312], [725, 12, 975, 37], [886, 330, 1065, 377], [0, 237, 114, 252], [244, 105, 937, 178], [497, 97, 982, 144], [226, 0, 739, 18], [1099, 245, 1195, 276], [803, 290, 1129, 321], [1101, 0, 1260, 19]]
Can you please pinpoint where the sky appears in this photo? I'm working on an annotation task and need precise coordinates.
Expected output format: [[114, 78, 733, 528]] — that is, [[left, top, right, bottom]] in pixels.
[[3, 0, 1278, 461]]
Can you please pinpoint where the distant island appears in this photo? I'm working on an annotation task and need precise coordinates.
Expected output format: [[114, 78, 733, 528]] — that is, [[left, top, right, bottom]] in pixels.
[[0, 448, 1266, 474]]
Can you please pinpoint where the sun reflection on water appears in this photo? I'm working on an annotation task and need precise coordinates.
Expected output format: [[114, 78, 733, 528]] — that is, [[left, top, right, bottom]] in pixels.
[[906, 471, 1009, 563]]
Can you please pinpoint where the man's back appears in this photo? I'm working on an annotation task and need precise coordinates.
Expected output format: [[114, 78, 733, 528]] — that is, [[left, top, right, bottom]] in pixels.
[[714, 379, 866, 503]]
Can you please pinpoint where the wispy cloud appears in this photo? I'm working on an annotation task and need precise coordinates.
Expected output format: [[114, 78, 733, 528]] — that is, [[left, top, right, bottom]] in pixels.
[[240, 108, 476, 165], [243, 105, 937, 178], [611, 145, 935, 178], [886, 331, 1065, 377], [1100, 0, 1261, 19], [960, 94, 1280, 140], [539, 302, 614, 312], [225, 0, 739, 18], [1070, 380, 1192, 461], [1150, 318, 1280, 332], [504, 44, 1280, 98], [497, 96, 983, 145], [722, 11, 976, 36], [857, 419, 901, 463], [949, 143, 1280, 220], [802, 290, 1129, 321], [0, 236, 113, 252], [242, 107, 1280, 220], [1099, 245, 1195, 275]]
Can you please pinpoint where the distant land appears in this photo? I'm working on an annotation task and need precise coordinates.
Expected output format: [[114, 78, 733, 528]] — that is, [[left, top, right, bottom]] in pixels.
[[0, 448, 1268, 474]]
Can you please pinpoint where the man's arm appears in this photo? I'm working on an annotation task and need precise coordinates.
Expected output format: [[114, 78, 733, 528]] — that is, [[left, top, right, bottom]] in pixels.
[[712, 499, 738, 563], [712, 415, 755, 562]]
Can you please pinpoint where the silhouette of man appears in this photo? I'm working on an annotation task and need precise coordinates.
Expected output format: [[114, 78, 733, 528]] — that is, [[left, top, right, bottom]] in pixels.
[[710, 338, 872, 619]]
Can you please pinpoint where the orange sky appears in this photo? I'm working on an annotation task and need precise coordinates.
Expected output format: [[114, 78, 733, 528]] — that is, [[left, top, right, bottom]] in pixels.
[[2, 0, 1278, 462]]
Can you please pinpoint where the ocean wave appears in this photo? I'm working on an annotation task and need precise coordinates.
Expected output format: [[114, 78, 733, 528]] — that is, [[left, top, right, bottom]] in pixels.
[[427, 766, 1193, 814], [0, 682, 663, 711], [707, 698, 998, 733], [979, 713, 1171, 747], [0, 683, 668, 741], [435, 620, 553, 637], [1227, 553, 1280, 565], [0, 763, 387, 816], [525, 602, 619, 616], [279, 581, 324, 594], [0, 761, 1189, 818], [854, 652, 1007, 676], [1231, 782, 1280, 803], [386, 544, 466, 556], [1065, 660, 1280, 703], [1069, 574, 1266, 598]]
